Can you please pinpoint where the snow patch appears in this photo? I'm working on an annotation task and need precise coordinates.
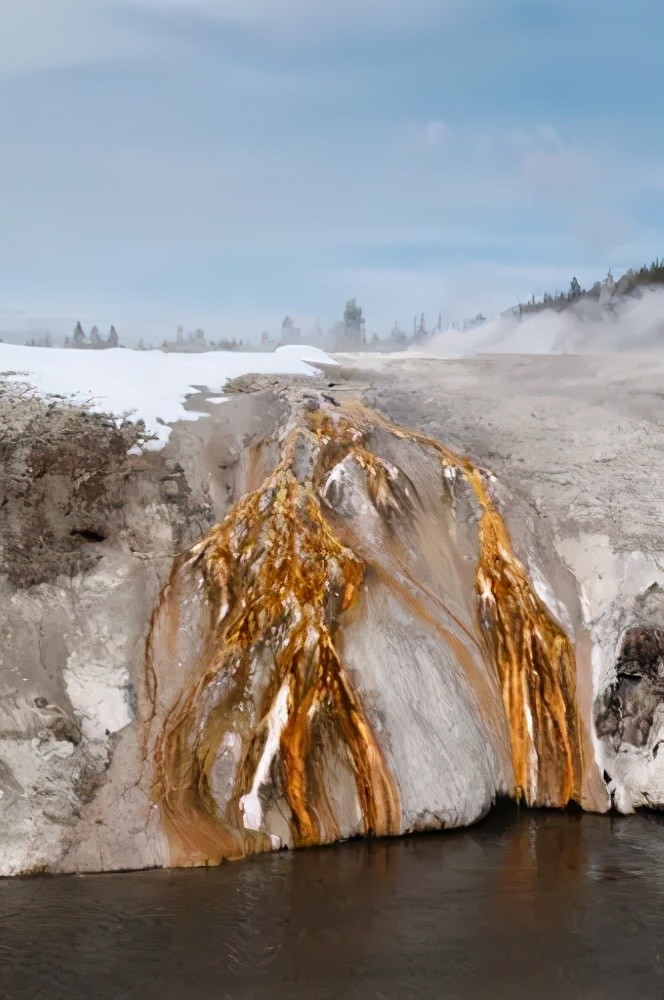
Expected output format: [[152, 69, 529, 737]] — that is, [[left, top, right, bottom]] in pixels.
[[0, 342, 336, 447]]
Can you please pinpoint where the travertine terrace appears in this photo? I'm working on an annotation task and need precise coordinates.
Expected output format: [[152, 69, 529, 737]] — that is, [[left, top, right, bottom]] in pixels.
[[144, 394, 604, 868], [1, 353, 663, 875]]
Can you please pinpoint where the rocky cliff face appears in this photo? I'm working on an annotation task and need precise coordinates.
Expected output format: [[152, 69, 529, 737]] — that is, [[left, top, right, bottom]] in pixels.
[[0, 359, 662, 875], [143, 393, 609, 869]]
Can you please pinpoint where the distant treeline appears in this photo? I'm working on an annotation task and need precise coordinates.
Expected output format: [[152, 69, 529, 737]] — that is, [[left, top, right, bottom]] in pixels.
[[65, 323, 119, 348], [19, 259, 663, 353], [516, 258, 664, 316]]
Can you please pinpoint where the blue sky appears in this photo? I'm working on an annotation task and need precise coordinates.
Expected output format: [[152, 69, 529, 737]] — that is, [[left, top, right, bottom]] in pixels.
[[1, 0, 662, 343]]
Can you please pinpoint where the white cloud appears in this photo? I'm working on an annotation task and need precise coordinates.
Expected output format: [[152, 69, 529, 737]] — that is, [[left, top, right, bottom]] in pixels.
[[0, 0, 162, 78], [123, 0, 458, 38], [1, 1, 660, 341], [0, 0, 458, 77]]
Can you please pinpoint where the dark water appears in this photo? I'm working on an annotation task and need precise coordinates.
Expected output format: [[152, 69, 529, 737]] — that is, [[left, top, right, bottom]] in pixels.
[[2, 807, 663, 1000]]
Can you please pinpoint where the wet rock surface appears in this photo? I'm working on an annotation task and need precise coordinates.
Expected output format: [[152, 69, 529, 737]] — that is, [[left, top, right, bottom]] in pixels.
[[0, 354, 663, 875]]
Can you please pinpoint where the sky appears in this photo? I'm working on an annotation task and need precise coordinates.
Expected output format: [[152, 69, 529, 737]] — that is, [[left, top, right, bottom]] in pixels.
[[1, 0, 663, 344]]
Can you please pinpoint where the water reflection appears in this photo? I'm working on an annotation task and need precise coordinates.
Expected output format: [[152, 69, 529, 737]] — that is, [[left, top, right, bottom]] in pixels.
[[1, 806, 662, 1000]]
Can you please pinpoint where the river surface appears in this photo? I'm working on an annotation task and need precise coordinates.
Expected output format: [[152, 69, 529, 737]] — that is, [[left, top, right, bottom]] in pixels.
[[2, 807, 663, 1000]]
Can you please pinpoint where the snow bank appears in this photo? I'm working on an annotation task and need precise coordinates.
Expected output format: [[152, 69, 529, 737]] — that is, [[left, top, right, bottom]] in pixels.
[[0, 342, 335, 445]]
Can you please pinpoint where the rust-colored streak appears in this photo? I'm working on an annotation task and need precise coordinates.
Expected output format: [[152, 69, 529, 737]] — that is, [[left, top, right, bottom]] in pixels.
[[149, 395, 584, 867], [332, 666, 401, 835], [155, 666, 255, 865], [473, 500, 581, 805], [279, 675, 319, 844], [150, 433, 400, 865], [143, 564, 179, 718], [308, 401, 583, 808]]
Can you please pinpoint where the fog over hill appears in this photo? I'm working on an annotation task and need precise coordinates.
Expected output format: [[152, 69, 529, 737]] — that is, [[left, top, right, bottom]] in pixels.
[[3, 261, 662, 354], [425, 286, 664, 357]]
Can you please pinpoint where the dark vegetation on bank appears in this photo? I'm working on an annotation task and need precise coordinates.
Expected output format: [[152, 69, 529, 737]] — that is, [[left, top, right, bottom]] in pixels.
[[516, 258, 664, 316], [0, 382, 153, 586]]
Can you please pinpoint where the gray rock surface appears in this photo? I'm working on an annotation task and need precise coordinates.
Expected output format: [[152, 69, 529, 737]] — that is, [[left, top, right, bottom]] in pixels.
[[0, 353, 662, 875], [349, 352, 664, 814]]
